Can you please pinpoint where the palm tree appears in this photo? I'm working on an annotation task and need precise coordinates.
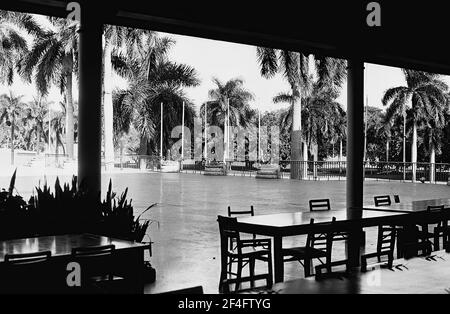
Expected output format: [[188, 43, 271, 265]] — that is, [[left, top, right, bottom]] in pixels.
[[112, 35, 200, 158], [22, 96, 51, 153], [102, 25, 153, 169], [382, 69, 448, 182], [257, 48, 346, 170], [419, 92, 449, 182], [0, 10, 44, 85], [49, 105, 66, 156], [0, 91, 25, 165], [20, 17, 78, 159], [207, 78, 254, 127], [0, 17, 27, 85], [205, 77, 254, 161], [257, 48, 309, 167]]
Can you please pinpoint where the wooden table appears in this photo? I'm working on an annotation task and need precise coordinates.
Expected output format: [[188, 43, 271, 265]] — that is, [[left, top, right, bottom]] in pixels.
[[363, 198, 450, 213], [236, 210, 407, 283], [0, 234, 150, 293], [248, 250, 450, 294]]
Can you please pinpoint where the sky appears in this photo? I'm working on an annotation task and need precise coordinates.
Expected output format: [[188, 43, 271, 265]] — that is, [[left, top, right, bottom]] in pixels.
[[2, 14, 450, 114]]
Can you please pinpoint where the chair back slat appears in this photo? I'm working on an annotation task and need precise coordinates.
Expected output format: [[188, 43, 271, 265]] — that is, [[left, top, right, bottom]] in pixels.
[[228, 205, 254, 217], [309, 199, 331, 211], [377, 225, 396, 255], [72, 245, 115, 258], [374, 195, 391, 207], [427, 205, 445, 211], [5, 251, 51, 265]]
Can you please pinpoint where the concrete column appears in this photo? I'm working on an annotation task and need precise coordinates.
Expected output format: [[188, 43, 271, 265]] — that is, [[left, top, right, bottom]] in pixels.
[[78, 2, 103, 199], [346, 59, 365, 267]]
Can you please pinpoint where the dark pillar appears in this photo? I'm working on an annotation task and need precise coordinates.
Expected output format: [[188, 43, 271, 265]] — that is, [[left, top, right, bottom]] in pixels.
[[346, 59, 365, 267], [78, 2, 103, 199]]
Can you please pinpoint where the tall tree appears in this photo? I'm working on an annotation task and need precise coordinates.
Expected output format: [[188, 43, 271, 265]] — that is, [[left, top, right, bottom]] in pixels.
[[257, 48, 309, 166], [112, 34, 200, 158], [205, 78, 254, 161], [257, 49, 346, 171], [22, 96, 51, 153], [0, 91, 25, 165], [382, 69, 448, 181], [102, 26, 152, 169], [206, 78, 254, 127], [0, 10, 44, 85], [20, 17, 78, 159]]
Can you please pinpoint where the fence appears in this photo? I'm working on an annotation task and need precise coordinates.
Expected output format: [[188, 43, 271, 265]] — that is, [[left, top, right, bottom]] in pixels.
[[114, 155, 161, 170], [110, 155, 450, 184], [287, 160, 450, 184]]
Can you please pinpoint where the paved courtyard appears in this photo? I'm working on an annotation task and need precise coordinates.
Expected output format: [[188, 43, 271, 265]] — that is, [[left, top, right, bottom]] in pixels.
[[2, 172, 450, 293]]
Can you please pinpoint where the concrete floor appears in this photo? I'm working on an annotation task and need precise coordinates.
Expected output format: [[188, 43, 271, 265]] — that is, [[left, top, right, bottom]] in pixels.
[[108, 173, 450, 294], [2, 172, 450, 294]]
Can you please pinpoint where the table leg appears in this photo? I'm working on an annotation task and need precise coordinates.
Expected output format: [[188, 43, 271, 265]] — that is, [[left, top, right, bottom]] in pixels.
[[273, 236, 284, 283]]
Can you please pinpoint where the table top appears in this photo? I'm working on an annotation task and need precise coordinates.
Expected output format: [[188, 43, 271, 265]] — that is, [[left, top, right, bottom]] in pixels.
[[363, 198, 450, 213], [249, 250, 450, 294], [238, 210, 404, 228], [0, 234, 148, 262]]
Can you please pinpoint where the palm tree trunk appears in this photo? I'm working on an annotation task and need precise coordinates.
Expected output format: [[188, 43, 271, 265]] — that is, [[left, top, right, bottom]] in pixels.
[[65, 53, 75, 159], [103, 39, 115, 171], [302, 141, 308, 179], [291, 90, 302, 179], [386, 140, 389, 162], [411, 122, 418, 182], [402, 111, 406, 181], [36, 126, 40, 154], [313, 143, 318, 179], [10, 115, 15, 166], [430, 144, 436, 183]]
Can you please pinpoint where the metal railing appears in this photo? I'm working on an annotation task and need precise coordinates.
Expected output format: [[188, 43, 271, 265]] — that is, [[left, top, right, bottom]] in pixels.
[[286, 160, 450, 183], [109, 155, 450, 184], [114, 155, 161, 170]]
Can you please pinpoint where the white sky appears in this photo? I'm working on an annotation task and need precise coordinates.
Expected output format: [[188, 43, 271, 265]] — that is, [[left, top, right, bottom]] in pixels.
[[3, 14, 450, 114]]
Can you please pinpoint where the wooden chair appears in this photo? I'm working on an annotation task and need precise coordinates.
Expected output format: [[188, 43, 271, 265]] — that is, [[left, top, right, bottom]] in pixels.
[[418, 205, 446, 251], [282, 218, 330, 278], [71, 244, 126, 294], [217, 215, 272, 293], [309, 199, 331, 211], [361, 225, 396, 272], [2, 251, 52, 294], [397, 223, 432, 258], [314, 218, 351, 280], [394, 195, 400, 203], [227, 205, 258, 250], [374, 195, 391, 207]]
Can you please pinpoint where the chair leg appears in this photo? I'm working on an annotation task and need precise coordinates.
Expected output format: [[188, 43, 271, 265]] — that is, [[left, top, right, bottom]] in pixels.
[[267, 255, 273, 288], [235, 258, 243, 293], [434, 232, 440, 251], [387, 253, 394, 269], [219, 254, 228, 293], [249, 258, 255, 289], [304, 258, 311, 277], [361, 257, 367, 272], [219, 268, 226, 293]]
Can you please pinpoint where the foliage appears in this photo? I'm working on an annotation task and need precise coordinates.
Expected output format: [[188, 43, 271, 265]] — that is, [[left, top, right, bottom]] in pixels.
[[0, 170, 156, 242], [112, 32, 200, 157]]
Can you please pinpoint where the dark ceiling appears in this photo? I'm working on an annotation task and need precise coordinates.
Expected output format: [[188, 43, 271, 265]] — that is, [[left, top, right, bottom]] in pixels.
[[1, 0, 449, 74]]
